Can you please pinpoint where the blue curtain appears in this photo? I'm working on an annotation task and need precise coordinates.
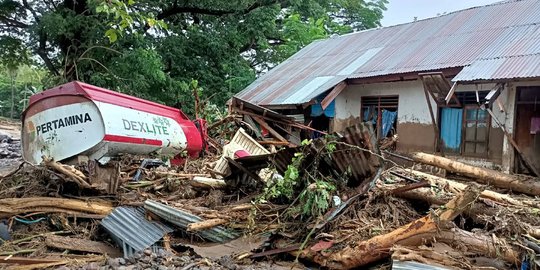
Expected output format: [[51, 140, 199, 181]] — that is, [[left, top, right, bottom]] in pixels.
[[381, 110, 397, 137], [440, 108, 463, 151]]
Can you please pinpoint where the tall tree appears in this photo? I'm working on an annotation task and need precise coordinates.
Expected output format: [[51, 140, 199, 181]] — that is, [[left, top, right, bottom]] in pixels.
[[0, 0, 387, 114]]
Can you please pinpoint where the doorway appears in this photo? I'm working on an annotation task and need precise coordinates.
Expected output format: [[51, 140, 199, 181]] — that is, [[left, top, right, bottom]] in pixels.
[[514, 87, 540, 174]]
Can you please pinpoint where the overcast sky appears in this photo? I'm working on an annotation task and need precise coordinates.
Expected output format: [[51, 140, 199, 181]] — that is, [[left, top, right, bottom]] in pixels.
[[381, 0, 502, 27]]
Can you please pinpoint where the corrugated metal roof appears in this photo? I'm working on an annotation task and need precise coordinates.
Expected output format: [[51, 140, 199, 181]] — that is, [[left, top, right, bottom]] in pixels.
[[235, 0, 540, 106], [101, 207, 174, 258], [454, 53, 540, 81]]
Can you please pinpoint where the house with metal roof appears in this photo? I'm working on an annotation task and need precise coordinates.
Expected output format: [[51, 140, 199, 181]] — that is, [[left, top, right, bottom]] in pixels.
[[234, 0, 540, 174]]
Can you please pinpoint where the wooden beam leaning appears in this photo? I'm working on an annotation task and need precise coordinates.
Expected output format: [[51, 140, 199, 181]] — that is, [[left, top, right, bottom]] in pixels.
[[321, 81, 347, 110]]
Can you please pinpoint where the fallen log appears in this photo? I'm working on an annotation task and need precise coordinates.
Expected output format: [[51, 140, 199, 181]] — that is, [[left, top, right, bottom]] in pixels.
[[401, 169, 535, 207], [411, 152, 540, 196], [0, 197, 113, 218], [391, 245, 472, 269], [301, 185, 481, 269], [187, 218, 229, 232], [392, 186, 540, 238], [45, 235, 122, 257], [399, 228, 520, 265]]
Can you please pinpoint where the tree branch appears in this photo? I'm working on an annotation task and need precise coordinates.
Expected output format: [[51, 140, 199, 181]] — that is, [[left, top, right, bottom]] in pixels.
[[21, 0, 40, 22], [157, 6, 236, 19], [157, 0, 287, 20], [0, 15, 29, 28], [37, 31, 59, 76]]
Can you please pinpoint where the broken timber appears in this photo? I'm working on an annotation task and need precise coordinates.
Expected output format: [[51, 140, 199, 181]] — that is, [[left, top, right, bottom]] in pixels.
[[300, 186, 481, 269], [45, 235, 122, 257], [401, 169, 536, 207], [0, 197, 113, 218], [411, 152, 540, 196]]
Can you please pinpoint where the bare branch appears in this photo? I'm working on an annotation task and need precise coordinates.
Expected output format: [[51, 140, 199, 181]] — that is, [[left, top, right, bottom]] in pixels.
[[0, 15, 29, 28]]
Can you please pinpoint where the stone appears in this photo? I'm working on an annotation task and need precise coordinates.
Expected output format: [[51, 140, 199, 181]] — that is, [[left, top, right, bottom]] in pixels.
[[85, 262, 100, 270], [143, 249, 152, 256], [107, 258, 121, 269], [118, 258, 126, 265]]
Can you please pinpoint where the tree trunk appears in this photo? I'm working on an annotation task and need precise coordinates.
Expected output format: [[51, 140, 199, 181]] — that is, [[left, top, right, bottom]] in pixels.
[[300, 186, 481, 269], [10, 73, 15, 119], [392, 185, 539, 238], [0, 197, 113, 218], [400, 228, 520, 265], [402, 169, 537, 208], [411, 152, 540, 196]]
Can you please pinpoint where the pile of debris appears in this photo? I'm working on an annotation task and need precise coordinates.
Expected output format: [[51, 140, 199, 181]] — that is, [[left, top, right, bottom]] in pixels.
[[1, 114, 540, 270]]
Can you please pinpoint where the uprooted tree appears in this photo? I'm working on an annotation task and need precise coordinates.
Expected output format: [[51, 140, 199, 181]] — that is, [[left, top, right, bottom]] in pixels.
[[0, 0, 387, 117]]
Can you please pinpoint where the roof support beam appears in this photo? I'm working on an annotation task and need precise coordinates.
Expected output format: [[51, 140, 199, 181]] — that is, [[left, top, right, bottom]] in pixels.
[[321, 81, 347, 110]]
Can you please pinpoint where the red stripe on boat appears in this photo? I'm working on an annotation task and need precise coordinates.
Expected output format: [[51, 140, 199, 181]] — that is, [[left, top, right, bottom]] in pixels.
[[103, 135, 162, 146]]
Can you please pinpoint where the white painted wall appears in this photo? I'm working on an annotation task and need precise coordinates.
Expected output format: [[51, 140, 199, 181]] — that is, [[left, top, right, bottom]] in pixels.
[[336, 80, 509, 128], [334, 79, 519, 171], [336, 80, 437, 124]]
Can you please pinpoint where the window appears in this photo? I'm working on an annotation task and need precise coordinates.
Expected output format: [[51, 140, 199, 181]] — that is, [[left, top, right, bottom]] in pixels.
[[463, 106, 489, 155], [439, 91, 490, 156], [361, 96, 399, 139]]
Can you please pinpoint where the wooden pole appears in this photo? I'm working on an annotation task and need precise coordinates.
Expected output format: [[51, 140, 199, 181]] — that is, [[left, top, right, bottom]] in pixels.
[[411, 152, 540, 196], [0, 197, 113, 218], [187, 218, 228, 232], [402, 169, 536, 207]]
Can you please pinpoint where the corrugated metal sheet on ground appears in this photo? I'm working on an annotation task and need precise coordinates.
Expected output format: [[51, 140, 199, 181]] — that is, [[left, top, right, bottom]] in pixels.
[[144, 200, 239, 243], [235, 0, 540, 106], [101, 207, 173, 258], [392, 260, 453, 270]]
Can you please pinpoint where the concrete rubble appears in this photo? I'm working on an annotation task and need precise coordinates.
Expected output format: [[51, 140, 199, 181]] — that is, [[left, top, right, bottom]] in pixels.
[[1, 110, 540, 270]]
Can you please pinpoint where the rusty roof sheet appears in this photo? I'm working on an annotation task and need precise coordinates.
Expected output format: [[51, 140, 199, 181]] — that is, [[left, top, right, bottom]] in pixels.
[[235, 0, 540, 106], [453, 54, 540, 81]]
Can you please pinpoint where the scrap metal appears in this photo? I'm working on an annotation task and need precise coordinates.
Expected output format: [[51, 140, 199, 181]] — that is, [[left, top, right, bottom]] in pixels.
[[101, 206, 173, 258], [144, 200, 239, 243]]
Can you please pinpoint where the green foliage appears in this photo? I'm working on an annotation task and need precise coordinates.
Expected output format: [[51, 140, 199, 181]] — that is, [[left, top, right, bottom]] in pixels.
[[298, 179, 336, 217], [257, 136, 340, 219], [259, 152, 305, 202], [92, 0, 167, 43], [0, 65, 46, 118], [0, 0, 387, 116]]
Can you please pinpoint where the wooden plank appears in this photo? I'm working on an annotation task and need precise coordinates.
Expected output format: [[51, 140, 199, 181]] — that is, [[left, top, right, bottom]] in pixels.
[[45, 235, 122, 257], [422, 87, 445, 156], [252, 116, 288, 143], [321, 81, 347, 110], [235, 109, 327, 134], [0, 257, 60, 265]]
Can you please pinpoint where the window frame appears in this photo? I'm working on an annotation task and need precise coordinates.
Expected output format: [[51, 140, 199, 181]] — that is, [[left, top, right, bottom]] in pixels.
[[461, 104, 491, 157], [360, 95, 399, 140]]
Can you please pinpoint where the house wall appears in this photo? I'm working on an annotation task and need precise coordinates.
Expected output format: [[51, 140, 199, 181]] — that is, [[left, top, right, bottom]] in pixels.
[[333, 79, 513, 169]]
